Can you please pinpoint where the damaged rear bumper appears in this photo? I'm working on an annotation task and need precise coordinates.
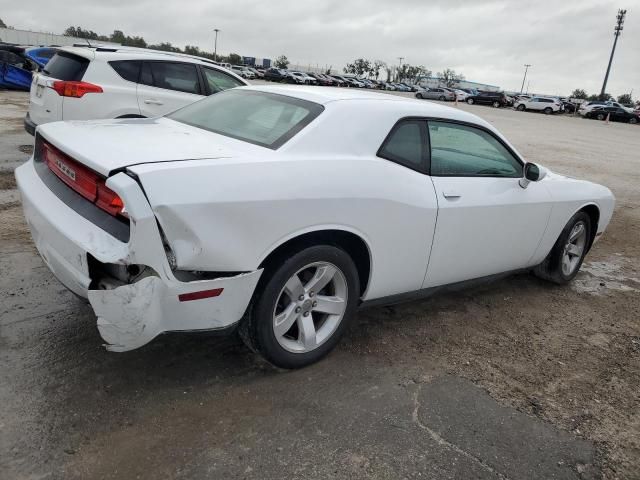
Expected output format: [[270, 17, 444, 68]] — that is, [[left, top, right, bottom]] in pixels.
[[15, 158, 262, 352]]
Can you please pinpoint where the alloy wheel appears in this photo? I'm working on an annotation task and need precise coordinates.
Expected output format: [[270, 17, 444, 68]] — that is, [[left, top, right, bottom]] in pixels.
[[272, 262, 348, 354], [561, 221, 587, 276]]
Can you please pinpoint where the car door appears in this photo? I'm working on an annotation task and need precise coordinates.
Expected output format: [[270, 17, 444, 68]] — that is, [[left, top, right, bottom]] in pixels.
[[423, 120, 552, 288], [528, 98, 542, 110], [613, 107, 628, 122], [137, 61, 204, 117], [426, 88, 439, 100]]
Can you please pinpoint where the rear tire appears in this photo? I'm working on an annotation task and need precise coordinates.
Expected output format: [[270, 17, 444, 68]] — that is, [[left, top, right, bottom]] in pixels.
[[596, 113, 605, 121], [517, 104, 526, 111], [533, 212, 591, 284], [544, 107, 553, 115], [467, 98, 474, 105], [416, 93, 423, 99], [240, 245, 359, 369], [492, 101, 500, 108], [630, 117, 638, 124], [439, 95, 446, 101]]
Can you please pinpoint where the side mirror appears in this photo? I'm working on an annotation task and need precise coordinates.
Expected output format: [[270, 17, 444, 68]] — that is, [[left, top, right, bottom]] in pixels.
[[519, 163, 547, 189]]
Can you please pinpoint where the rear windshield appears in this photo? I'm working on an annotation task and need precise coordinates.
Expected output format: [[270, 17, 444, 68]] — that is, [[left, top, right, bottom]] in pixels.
[[167, 89, 324, 149], [43, 52, 89, 81]]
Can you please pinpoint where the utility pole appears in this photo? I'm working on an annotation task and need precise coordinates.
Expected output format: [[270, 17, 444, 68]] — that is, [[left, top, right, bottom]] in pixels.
[[520, 64, 531, 93], [213, 28, 220, 61], [600, 9, 627, 98], [397, 57, 404, 82]]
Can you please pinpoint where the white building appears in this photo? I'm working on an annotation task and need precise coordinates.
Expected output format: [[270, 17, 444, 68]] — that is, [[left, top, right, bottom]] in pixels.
[[0, 27, 120, 47]]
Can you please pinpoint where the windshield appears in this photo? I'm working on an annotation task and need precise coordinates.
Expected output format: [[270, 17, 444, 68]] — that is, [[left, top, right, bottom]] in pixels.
[[168, 89, 324, 149]]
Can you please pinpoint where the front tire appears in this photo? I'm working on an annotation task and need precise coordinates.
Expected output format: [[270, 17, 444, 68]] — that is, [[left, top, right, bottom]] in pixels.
[[517, 104, 526, 111], [533, 212, 591, 284], [544, 107, 553, 115], [467, 98, 474, 105], [241, 245, 359, 369], [492, 101, 500, 108], [416, 93, 423, 99], [439, 95, 446, 101]]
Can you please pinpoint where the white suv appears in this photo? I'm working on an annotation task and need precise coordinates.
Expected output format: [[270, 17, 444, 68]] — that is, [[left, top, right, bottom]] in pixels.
[[25, 46, 247, 135], [230, 65, 256, 79], [514, 96, 563, 114]]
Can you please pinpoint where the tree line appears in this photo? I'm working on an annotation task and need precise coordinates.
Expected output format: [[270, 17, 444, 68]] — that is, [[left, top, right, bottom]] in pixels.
[[342, 58, 464, 85], [571, 88, 635, 105], [62, 26, 243, 65]]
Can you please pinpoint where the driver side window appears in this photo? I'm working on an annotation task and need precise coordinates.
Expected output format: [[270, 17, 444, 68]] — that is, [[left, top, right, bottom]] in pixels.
[[428, 121, 522, 177]]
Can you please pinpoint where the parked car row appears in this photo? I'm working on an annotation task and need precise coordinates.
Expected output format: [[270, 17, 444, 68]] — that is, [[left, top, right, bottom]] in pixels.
[[262, 67, 420, 91], [413, 87, 639, 123], [0, 43, 57, 90]]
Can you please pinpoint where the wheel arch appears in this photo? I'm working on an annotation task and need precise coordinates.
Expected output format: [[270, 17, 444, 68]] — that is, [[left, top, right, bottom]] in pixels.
[[257, 228, 373, 298], [576, 203, 600, 252]]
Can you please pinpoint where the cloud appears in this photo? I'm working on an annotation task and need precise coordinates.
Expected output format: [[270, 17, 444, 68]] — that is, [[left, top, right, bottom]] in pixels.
[[2, 0, 638, 95]]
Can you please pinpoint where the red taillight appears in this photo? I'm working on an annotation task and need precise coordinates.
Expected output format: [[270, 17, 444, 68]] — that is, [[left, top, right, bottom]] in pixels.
[[42, 142, 99, 201], [41, 140, 126, 218], [96, 182, 127, 217], [52, 81, 103, 98]]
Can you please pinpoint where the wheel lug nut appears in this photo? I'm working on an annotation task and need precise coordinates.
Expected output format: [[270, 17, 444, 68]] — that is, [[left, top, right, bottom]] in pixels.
[[303, 311, 310, 317], [309, 291, 315, 297], [295, 307, 301, 313], [312, 301, 317, 307], [298, 295, 304, 301]]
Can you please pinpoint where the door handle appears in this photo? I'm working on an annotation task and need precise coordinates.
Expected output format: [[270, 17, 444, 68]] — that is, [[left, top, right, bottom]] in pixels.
[[442, 192, 461, 199], [144, 99, 163, 105]]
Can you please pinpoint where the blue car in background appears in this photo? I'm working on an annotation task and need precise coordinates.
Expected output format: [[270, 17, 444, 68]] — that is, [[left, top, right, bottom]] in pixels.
[[0, 45, 56, 90]]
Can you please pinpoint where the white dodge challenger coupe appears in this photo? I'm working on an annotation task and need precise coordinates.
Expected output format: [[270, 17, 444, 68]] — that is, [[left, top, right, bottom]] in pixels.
[[16, 86, 614, 368]]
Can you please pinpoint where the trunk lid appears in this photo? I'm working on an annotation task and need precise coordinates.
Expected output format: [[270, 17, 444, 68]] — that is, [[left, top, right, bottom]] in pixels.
[[36, 117, 248, 176]]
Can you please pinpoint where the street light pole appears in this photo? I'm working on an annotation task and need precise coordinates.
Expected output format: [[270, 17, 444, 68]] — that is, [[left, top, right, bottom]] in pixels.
[[213, 28, 220, 62], [520, 64, 531, 93], [600, 9, 627, 98]]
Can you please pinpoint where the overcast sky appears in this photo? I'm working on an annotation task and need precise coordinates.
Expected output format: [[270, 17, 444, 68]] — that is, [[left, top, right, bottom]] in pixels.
[[3, 0, 639, 96]]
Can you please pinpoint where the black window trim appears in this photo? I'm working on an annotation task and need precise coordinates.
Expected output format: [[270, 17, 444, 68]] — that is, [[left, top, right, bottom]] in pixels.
[[377, 116, 525, 178], [376, 117, 430, 174], [140, 60, 205, 96]]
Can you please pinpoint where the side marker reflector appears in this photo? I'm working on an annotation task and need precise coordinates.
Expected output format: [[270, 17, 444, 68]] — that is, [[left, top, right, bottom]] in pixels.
[[178, 288, 224, 302]]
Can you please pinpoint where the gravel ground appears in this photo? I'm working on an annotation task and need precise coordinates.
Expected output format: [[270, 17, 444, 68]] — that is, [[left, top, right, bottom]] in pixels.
[[1, 88, 639, 479]]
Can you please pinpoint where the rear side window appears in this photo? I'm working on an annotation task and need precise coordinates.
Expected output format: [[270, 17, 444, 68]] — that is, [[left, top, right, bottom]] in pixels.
[[202, 67, 244, 94], [109, 60, 141, 83], [378, 120, 427, 171], [43, 52, 89, 81], [146, 62, 201, 94]]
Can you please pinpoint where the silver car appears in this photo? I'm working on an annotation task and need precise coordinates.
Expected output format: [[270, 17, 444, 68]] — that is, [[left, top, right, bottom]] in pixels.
[[415, 87, 456, 101]]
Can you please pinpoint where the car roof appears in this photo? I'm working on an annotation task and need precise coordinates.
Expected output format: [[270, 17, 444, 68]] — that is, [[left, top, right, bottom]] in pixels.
[[238, 85, 497, 125], [57, 45, 224, 67]]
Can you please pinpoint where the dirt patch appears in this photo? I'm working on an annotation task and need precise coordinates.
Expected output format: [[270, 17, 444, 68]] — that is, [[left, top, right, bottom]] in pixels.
[[18, 144, 34, 155], [0, 170, 17, 190]]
